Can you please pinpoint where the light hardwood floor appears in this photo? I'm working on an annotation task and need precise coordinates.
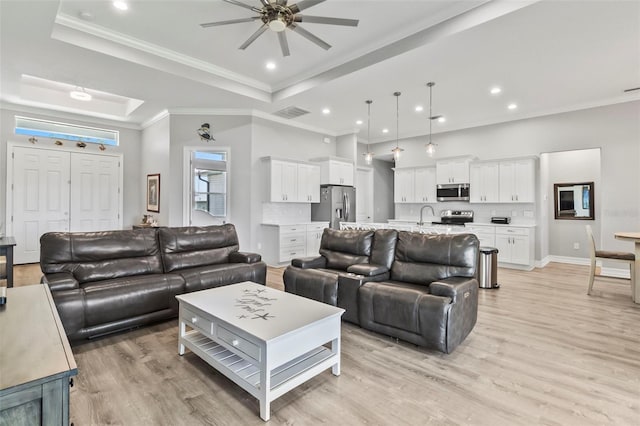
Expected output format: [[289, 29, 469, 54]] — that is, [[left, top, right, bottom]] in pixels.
[[9, 263, 640, 425]]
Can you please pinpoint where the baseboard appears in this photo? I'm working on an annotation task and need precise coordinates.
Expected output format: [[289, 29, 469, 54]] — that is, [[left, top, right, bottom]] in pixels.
[[535, 256, 552, 268], [547, 255, 631, 278]]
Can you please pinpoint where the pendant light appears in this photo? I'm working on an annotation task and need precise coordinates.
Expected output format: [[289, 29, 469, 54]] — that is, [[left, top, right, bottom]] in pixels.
[[391, 91, 403, 161], [425, 82, 441, 157], [363, 100, 374, 165]]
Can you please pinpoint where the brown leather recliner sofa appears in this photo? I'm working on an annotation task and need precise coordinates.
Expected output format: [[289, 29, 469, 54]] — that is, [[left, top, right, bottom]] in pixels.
[[40, 224, 266, 342], [284, 228, 479, 353]]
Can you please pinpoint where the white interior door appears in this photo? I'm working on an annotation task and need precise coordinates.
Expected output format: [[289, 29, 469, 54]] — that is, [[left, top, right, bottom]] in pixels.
[[11, 147, 70, 264], [356, 168, 374, 223], [70, 153, 121, 231]]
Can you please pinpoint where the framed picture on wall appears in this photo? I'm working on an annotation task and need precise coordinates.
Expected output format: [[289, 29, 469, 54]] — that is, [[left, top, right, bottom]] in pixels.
[[147, 174, 160, 213]]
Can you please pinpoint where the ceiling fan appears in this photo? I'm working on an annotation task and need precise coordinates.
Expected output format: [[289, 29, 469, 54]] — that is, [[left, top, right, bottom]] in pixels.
[[200, 0, 359, 57]]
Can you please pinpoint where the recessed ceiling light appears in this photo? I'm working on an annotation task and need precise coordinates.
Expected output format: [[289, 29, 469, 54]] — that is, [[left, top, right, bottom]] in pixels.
[[113, 1, 128, 11], [382, 128, 389, 134], [322, 108, 331, 115], [437, 117, 446, 123], [265, 61, 276, 70], [415, 105, 424, 112], [508, 103, 518, 110], [70, 89, 92, 101], [356, 120, 363, 125], [490, 87, 502, 95]]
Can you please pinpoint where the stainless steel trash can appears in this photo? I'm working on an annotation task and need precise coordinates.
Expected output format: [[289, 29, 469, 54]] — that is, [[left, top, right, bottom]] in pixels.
[[478, 247, 499, 289]]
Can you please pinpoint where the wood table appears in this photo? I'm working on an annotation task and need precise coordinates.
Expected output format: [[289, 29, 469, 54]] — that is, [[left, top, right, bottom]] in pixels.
[[0, 236, 16, 288], [614, 232, 640, 303], [0, 285, 78, 425], [176, 281, 344, 421]]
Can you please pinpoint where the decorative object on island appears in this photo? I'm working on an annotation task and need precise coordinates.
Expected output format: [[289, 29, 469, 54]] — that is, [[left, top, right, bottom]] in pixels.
[[199, 0, 359, 57], [147, 173, 160, 213], [363, 99, 374, 165], [425, 81, 442, 157], [391, 91, 404, 161], [197, 123, 215, 142]]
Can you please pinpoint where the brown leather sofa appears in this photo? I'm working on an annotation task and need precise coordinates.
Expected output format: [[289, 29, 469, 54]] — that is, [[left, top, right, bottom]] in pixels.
[[284, 228, 479, 353], [40, 224, 266, 342]]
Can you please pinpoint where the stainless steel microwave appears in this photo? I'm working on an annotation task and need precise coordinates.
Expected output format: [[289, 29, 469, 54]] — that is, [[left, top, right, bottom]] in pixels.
[[437, 183, 470, 201]]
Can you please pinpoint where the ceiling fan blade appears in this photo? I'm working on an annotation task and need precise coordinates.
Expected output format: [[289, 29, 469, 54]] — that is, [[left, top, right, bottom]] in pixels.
[[239, 24, 269, 50], [222, 0, 263, 13], [277, 31, 290, 57], [289, 0, 325, 14], [276, 0, 288, 5], [259, 0, 271, 6], [294, 15, 359, 27], [200, 17, 261, 28], [289, 23, 331, 50]]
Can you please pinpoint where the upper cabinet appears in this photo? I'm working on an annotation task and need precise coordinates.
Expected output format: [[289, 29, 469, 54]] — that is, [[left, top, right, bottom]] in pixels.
[[414, 167, 437, 203], [499, 158, 535, 203], [394, 167, 436, 204], [470, 161, 500, 203], [263, 157, 320, 203], [311, 157, 354, 186], [394, 168, 415, 203], [470, 157, 536, 204], [436, 157, 473, 184]]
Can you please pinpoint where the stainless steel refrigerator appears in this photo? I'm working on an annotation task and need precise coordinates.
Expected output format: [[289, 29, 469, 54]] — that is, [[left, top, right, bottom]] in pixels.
[[311, 185, 356, 229]]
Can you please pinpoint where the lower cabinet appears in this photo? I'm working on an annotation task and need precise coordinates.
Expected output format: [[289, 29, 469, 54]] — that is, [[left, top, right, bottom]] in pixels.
[[261, 223, 329, 265], [494, 226, 534, 268], [465, 225, 496, 247]]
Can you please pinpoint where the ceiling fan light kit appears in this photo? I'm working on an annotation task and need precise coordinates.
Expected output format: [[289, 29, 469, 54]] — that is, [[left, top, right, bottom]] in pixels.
[[201, 0, 359, 57]]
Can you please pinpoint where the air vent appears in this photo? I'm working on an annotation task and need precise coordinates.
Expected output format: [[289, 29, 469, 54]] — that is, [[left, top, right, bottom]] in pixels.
[[273, 106, 310, 119]]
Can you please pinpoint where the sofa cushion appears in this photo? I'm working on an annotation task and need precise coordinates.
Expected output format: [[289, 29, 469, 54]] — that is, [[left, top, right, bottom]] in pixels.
[[391, 232, 479, 285], [370, 229, 398, 269], [319, 228, 374, 271], [159, 224, 240, 272], [82, 273, 185, 326], [40, 229, 163, 283]]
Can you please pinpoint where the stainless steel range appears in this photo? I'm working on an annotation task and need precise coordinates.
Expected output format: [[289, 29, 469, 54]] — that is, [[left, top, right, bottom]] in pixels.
[[432, 210, 474, 225]]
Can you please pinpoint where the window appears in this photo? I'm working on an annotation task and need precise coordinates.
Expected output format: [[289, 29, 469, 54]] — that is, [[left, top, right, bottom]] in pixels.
[[15, 116, 119, 146], [192, 151, 227, 218]]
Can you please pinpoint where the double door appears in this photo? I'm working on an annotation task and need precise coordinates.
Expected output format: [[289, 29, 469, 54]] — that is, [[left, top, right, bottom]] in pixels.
[[7, 146, 122, 264]]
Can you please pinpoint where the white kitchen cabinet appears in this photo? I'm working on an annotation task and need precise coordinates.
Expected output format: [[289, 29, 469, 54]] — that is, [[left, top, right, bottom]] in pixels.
[[264, 157, 320, 203], [499, 158, 535, 203], [414, 167, 437, 203], [470, 162, 500, 203], [495, 226, 533, 268], [306, 223, 326, 257], [436, 157, 473, 184], [394, 168, 415, 203], [465, 225, 496, 247], [312, 158, 354, 186], [261, 223, 329, 265], [297, 163, 321, 202]]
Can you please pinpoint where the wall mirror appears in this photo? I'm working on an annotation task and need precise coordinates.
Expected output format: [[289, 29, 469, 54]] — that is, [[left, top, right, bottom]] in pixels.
[[554, 182, 594, 220]]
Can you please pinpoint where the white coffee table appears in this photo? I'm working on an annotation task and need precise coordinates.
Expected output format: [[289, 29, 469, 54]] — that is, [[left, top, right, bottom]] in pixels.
[[176, 281, 344, 421]]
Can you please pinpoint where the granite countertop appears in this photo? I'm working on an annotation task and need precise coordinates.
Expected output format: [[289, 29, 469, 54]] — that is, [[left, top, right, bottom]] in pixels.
[[261, 221, 329, 226]]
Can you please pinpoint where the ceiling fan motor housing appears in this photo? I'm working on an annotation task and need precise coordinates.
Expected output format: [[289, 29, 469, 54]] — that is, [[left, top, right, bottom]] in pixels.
[[263, 4, 293, 31]]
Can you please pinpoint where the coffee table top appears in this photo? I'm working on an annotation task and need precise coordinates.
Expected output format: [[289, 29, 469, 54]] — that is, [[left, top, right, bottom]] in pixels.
[[176, 282, 344, 342]]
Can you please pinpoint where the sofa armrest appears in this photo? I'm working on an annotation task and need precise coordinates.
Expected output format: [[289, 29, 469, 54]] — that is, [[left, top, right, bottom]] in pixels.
[[346, 263, 388, 277], [291, 256, 327, 269], [229, 251, 262, 264], [429, 276, 479, 353], [429, 276, 477, 303], [41, 272, 79, 292]]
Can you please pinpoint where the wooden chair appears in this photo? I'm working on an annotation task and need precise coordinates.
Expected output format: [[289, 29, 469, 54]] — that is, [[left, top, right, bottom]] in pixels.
[[586, 225, 635, 295]]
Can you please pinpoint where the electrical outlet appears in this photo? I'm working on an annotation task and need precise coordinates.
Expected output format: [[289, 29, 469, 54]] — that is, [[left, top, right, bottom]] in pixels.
[[573, 242, 580, 250], [257, 243, 262, 250]]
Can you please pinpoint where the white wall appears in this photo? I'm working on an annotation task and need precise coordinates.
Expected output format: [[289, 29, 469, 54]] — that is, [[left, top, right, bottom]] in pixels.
[[141, 115, 171, 225], [0, 106, 143, 230]]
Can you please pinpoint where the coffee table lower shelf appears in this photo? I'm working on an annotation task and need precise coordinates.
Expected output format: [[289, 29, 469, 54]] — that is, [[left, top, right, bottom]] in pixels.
[[181, 330, 337, 419]]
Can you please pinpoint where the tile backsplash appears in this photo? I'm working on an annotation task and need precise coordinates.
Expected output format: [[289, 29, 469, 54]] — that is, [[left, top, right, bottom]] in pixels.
[[395, 203, 537, 225], [262, 203, 311, 224]]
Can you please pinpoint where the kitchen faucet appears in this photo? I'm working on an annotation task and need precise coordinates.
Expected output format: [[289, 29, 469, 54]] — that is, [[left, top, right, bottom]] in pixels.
[[419, 205, 435, 226]]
